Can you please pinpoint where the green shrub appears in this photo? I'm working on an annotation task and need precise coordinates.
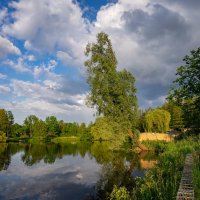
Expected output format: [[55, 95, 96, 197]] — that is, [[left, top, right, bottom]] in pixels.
[[110, 185, 130, 200], [0, 131, 7, 142]]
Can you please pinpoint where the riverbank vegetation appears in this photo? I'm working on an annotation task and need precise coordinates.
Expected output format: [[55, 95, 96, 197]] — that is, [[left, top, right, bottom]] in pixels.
[[110, 136, 200, 200]]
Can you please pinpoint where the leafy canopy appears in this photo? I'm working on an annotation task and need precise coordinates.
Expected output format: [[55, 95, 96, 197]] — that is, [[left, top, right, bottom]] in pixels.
[[85, 32, 138, 128], [168, 47, 200, 127], [144, 108, 171, 133]]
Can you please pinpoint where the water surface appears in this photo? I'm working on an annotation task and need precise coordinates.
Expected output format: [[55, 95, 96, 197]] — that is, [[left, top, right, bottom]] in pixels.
[[0, 142, 156, 199]]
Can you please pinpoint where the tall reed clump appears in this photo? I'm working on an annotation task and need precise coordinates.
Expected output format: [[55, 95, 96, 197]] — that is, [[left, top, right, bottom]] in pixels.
[[109, 138, 198, 200]]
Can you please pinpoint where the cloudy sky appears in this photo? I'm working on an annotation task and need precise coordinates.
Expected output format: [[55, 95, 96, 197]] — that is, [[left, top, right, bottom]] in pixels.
[[0, 0, 199, 124]]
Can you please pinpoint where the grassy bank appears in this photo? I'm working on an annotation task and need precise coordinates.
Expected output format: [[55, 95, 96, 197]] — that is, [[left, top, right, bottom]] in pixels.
[[110, 137, 200, 200], [193, 149, 200, 200], [51, 136, 79, 143]]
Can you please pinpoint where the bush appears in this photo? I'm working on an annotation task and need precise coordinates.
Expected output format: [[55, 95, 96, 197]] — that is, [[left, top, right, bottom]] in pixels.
[[110, 185, 130, 200], [0, 131, 7, 142]]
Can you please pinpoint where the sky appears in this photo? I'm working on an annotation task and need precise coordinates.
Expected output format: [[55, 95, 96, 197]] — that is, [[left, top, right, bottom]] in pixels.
[[0, 0, 199, 124]]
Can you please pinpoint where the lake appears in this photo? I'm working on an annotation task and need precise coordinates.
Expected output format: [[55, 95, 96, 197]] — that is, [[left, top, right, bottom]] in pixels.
[[0, 142, 157, 200]]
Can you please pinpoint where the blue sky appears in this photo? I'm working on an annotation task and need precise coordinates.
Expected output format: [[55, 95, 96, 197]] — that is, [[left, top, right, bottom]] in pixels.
[[0, 0, 200, 124]]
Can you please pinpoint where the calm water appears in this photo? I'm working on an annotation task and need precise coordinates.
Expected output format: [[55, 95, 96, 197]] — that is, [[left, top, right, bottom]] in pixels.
[[0, 142, 157, 200]]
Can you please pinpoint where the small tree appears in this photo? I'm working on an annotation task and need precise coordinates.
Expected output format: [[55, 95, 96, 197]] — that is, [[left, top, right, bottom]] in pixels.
[[24, 115, 39, 137], [162, 102, 184, 130], [0, 109, 8, 136], [45, 116, 61, 136], [144, 108, 171, 133]]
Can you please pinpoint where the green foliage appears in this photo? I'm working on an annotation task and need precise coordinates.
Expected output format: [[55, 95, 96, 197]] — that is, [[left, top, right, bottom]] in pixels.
[[144, 108, 171, 133], [0, 131, 7, 142], [168, 47, 200, 128], [32, 119, 47, 138], [60, 122, 79, 136], [110, 185, 130, 200], [51, 136, 79, 143], [91, 117, 113, 141], [91, 117, 129, 149], [0, 109, 8, 135], [162, 102, 184, 130], [24, 115, 39, 137], [45, 116, 61, 136], [85, 32, 138, 129], [193, 147, 200, 200], [12, 123, 27, 137], [110, 138, 199, 200], [0, 109, 14, 137], [6, 111, 14, 136]]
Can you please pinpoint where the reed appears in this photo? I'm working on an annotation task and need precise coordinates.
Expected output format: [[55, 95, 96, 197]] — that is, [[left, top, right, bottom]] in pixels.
[[109, 137, 199, 200]]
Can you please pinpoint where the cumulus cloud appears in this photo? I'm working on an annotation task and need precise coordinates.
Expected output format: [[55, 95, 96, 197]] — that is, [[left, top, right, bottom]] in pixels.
[[1, 0, 200, 121], [4, 58, 31, 73], [7, 78, 94, 123], [3, 0, 91, 68], [93, 0, 200, 107], [0, 36, 21, 58], [0, 85, 11, 93]]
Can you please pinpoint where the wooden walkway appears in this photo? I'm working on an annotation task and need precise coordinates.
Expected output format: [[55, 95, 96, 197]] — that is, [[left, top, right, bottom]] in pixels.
[[176, 154, 194, 200]]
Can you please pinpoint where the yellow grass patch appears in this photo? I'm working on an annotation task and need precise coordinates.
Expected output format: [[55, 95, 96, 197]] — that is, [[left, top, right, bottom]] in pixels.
[[139, 132, 173, 142]]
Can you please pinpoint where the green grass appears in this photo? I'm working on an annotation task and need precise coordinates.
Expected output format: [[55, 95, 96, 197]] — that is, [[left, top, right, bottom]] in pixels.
[[110, 137, 200, 200], [51, 136, 79, 143], [193, 150, 200, 200]]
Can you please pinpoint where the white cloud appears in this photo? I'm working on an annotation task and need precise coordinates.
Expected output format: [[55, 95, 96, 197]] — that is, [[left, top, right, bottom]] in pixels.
[[0, 8, 7, 25], [7, 79, 94, 123], [4, 58, 31, 73], [92, 0, 199, 107], [1, 0, 200, 118], [3, 0, 91, 68], [0, 36, 21, 58], [0, 73, 7, 79], [26, 54, 35, 61], [0, 85, 11, 93]]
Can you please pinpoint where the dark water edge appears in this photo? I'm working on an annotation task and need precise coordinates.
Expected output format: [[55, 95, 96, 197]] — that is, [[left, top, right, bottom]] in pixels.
[[0, 142, 157, 200]]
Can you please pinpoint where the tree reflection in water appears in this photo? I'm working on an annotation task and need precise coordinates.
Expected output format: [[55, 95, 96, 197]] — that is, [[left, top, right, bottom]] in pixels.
[[0, 142, 157, 199]]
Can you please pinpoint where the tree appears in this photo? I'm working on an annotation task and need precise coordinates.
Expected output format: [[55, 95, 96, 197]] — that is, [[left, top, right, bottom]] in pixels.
[[91, 117, 113, 141], [0, 131, 7, 142], [6, 111, 14, 137], [32, 119, 47, 138], [45, 116, 61, 136], [24, 115, 39, 137], [12, 123, 24, 137], [168, 47, 200, 127], [85, 32, 138, 129], [143, 108, 171, 133], [162, 102, 184, 130], [0, 109, 8, 136]]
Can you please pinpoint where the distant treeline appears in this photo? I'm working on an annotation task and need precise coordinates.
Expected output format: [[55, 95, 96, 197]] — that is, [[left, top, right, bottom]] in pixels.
[[0, 109, 92, 140], [0, 102, 186, 143]]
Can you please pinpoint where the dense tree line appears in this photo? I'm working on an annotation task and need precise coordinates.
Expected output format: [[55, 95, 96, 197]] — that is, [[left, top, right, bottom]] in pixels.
[[0, 109, 92, 141]]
